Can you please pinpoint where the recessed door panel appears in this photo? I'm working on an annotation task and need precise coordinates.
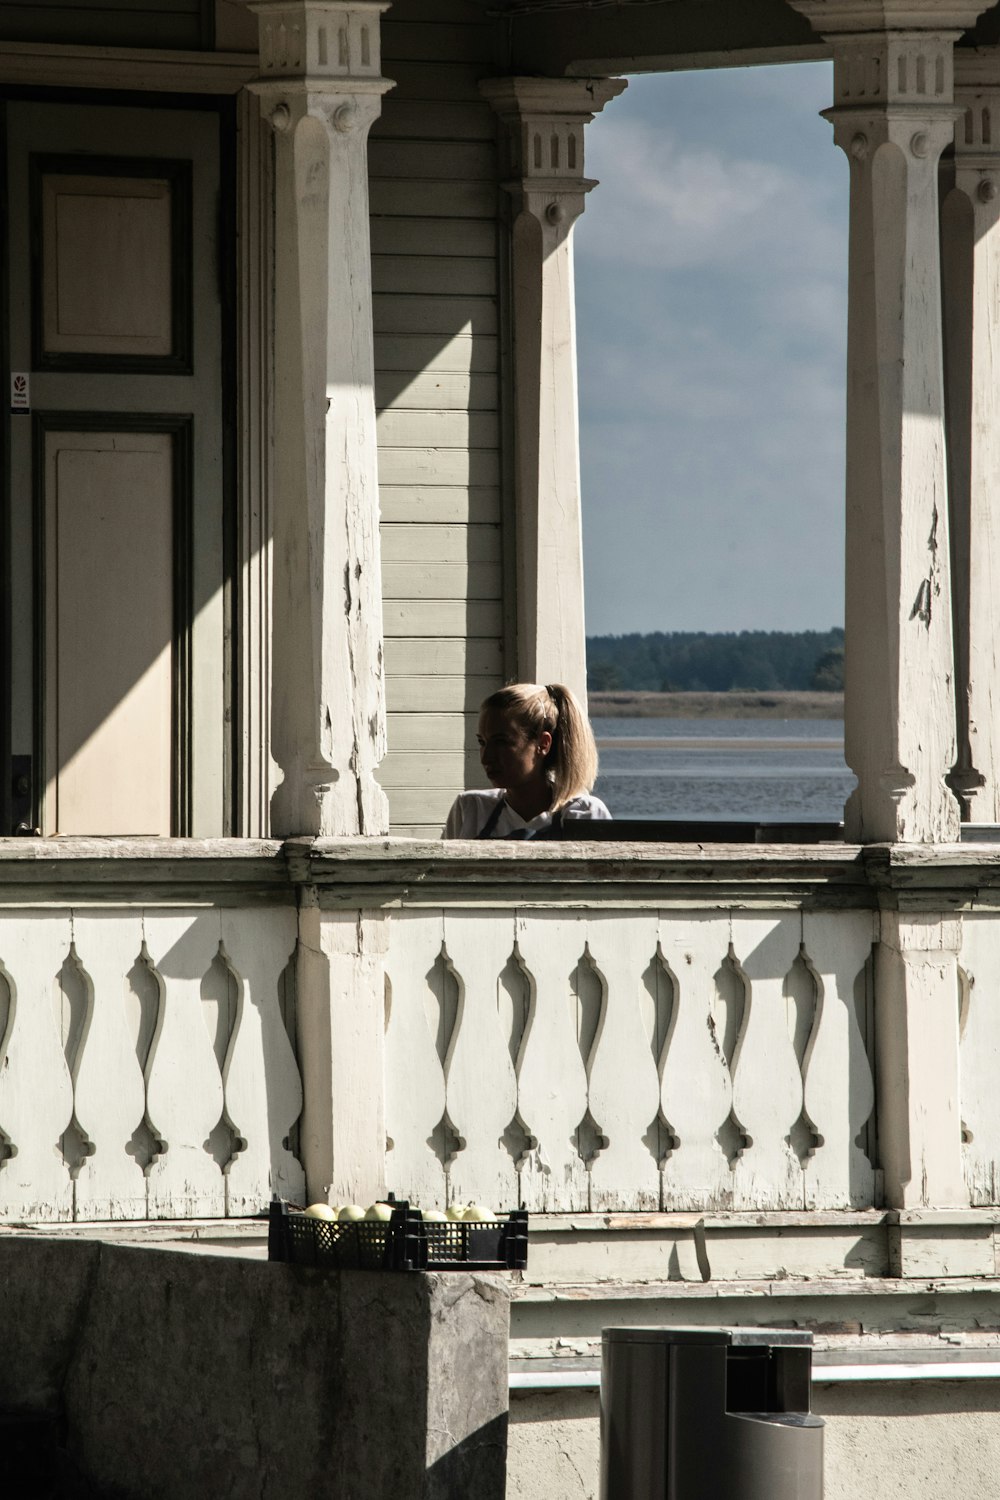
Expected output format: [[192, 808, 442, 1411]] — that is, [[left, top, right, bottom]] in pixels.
[[46, 431, 174, 835], [43, 173, 173, 356], [34, 155, 192, 370], [5, 99, 227, 836]]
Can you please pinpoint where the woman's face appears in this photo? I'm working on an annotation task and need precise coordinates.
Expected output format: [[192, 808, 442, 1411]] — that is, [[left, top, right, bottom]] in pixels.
[[477, 709, 552, 791]]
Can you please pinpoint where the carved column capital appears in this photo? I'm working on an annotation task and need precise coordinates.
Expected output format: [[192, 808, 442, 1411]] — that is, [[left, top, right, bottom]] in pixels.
[[248, 0, 389, 82], [481, 76, 626, 236], [954, 59, 1000, 178], [791, 0, 992, 145], [788, 0, 991, 35], [247, 0, 392, 137]]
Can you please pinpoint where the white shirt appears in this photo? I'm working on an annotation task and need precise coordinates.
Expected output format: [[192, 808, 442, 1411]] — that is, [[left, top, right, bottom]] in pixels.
[[443, 789, 612, 839]]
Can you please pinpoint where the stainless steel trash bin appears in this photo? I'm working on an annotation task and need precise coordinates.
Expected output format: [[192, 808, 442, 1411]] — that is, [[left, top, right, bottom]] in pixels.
[[600, 1327, 823, 1499]]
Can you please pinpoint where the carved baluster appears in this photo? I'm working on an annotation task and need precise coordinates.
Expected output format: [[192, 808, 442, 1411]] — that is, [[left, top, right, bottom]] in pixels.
[[200, 946, 246, 1196], [514, 912, 590, 1211], [784, 946, 824, 1179], [800, 911, 877, 1208], [70, 912, 148, 1220], [730, 915, 807, 1210], [218, 908, 304, 1214], [659, 915, 741, 1210], [500, 942, 537, 1204], [52, 944, 96, 1202], [439, 910, 519, 1211], [585, 913, 662, 1211], [144, 910, 227, 1217], [0, 964, 14, 1171], [643, 942, 680, 1205], [124, 942, 167, 1209], [383, 912, 448, 1207], [0, 912, 75, 1220]]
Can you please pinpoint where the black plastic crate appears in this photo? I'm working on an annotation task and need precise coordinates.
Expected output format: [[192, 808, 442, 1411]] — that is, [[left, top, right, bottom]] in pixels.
[[268, 1199, 528, 1272]]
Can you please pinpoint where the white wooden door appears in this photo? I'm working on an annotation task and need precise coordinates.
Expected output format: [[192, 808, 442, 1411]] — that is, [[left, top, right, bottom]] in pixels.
[[5, 99, 226, 835]]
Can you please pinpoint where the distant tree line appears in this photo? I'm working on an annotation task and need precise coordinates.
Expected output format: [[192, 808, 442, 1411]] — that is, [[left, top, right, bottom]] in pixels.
[[587, 629, 845, 692]]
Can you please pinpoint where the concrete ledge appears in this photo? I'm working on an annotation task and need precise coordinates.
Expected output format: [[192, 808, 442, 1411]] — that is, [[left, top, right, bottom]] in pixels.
[[0, 1237, 510, 1500]]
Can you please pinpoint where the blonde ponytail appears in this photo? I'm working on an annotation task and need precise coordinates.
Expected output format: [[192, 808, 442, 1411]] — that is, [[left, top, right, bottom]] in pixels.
[[479, 682, 599, 809]]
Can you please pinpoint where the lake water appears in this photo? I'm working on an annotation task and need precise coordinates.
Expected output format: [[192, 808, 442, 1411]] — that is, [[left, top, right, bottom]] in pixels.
[[592, 718, 854, 824]]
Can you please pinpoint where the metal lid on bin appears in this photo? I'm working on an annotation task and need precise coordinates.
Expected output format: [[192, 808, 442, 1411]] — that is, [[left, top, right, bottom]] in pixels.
[[602, 1327, 814, 1348]]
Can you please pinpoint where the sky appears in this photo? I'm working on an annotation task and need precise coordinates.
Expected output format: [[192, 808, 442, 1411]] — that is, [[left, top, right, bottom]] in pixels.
[[574, 62, 849, 637]]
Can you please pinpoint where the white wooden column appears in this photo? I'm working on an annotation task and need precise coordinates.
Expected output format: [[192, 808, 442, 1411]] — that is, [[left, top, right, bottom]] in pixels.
[[295, 896, 388, 1207], [792, 2, 993, 844], [875, 912, 967, 1210], [248, 2, 391, 836], [789, 3, 993, 1231], [942, 60, 1000, 821], [481, 78, 625, 705]]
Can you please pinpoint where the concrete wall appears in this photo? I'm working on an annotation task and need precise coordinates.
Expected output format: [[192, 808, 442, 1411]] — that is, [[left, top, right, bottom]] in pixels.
[[507, 1382, 1000, 1499], [0, 1238, 509, 1500]]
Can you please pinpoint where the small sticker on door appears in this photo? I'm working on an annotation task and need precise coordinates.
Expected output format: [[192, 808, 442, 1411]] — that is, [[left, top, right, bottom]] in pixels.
[[10, 373, 29, 412]]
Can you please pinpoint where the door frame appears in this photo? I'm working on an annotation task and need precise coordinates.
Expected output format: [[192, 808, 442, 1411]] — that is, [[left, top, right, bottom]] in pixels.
[[32, 409, 195, 835], [0, 84, 238, 836]]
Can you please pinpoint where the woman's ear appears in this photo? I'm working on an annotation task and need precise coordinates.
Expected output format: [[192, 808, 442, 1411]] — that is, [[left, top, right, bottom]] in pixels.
[[537, 729, 553, 758]]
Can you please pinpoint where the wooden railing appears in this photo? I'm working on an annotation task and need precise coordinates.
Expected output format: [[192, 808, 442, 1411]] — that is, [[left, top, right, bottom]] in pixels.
[[383, 906, 878, 1214], [2, 837, 999, 1232], [0, 842, 303, 1222]]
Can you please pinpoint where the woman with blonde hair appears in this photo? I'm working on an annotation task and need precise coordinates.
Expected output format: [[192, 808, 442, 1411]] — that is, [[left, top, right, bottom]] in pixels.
[[443, 682, 611, 839]]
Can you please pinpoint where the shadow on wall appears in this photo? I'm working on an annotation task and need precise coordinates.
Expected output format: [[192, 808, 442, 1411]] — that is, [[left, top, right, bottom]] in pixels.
[[425, 1413, 509, 1500]]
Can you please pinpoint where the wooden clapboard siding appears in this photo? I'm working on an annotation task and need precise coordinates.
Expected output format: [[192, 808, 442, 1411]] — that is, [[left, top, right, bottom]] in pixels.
[[382, 600, 503, 638], [370, 218, 497, 258], [380, 750, 481, 787], [371, 102, 497, 145], [378, 449, 500, 487], [371, 255, 496, 298], [376, 410, 499, 449], [379, 486, 500, 525], [383, 637, 502, 675], [388, 786, 471, 829], [387, 711, 475, 749], [381, 22, 495, 64], [382, 563, 502, 600], [385, 676, 497, 713], [368, 141, 495, 181], [374, 372, 497, 413], [373, 293, 497, 335], [375, 6, 507, 835], [0, 0, 207, 48], [381, 525, 501, 566], [376, 334, 497, 374], [369, 179, 495, 219]]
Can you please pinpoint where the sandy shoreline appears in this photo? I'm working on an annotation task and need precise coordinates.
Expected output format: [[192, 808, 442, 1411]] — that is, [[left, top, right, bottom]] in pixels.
[[589, 690, 844, 720]]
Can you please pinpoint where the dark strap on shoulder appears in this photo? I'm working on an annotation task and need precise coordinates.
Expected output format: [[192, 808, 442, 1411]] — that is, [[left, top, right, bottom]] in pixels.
[[477, 798, 507, 838]]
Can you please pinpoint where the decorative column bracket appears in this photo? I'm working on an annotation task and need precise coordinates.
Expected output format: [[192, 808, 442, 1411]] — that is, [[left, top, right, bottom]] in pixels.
[[481, 76, 625, 703], [248, 1, 392, 837], [943, 57, 1000, 820]]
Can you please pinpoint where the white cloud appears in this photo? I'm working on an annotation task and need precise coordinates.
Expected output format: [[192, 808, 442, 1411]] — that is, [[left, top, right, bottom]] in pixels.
[[580, 117, 840, 278], [574, 67, 849, 634]]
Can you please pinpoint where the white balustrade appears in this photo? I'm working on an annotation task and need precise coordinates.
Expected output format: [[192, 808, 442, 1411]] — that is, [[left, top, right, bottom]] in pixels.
[[0, 904, 302, 1221], [383, 905, 879, 1214]]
